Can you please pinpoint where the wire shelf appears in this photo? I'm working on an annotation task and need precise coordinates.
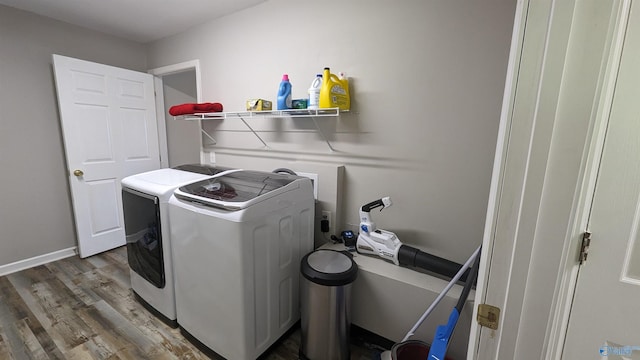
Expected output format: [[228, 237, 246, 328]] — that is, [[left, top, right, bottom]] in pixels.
[[175, 108, 341, 121]]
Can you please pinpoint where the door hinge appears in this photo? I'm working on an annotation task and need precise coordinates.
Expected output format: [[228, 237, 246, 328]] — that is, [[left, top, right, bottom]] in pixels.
[[579, 231, 591, 265], [477, 304, 500, 330]]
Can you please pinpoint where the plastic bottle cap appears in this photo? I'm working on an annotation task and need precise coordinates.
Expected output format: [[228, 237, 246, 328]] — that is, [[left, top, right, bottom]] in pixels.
[[282, 74, 289, 81]]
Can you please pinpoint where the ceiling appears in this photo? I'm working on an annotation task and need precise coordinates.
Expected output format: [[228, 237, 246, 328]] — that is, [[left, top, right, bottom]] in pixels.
[[0, 0, 266, 43]]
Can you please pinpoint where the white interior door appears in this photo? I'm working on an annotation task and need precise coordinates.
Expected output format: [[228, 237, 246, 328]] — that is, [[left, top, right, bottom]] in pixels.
[[562, 3, 640, 358], [53, 55, 161, 258]]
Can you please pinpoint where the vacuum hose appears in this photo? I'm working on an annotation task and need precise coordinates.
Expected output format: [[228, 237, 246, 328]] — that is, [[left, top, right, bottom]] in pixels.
[[397, 245, 470, 283]]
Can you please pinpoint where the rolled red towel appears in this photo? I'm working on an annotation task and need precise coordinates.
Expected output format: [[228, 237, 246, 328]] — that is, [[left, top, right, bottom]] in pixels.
[[169, 102, 224, 116], [169, 103, 196, 116], [194, 102, 223, 112]]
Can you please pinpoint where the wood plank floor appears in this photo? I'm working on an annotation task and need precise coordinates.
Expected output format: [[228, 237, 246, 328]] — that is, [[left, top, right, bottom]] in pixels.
[[0, 246, 383, 360]]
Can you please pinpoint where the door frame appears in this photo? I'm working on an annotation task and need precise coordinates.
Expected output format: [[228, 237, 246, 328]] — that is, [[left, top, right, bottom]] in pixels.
[[148, 59, 203, 168], [469, 0, 631, 358]]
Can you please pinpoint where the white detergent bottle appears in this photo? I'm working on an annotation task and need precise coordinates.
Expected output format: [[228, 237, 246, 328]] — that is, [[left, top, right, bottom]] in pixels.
[[307, 74, 322, 110]]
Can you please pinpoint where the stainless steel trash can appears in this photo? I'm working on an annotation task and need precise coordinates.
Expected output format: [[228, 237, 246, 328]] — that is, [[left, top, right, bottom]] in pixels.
[[300, 249, 358, 360]]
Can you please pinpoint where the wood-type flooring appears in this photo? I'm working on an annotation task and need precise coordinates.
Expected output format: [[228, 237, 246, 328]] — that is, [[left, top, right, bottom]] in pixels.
[[0, 246, 382, 360]]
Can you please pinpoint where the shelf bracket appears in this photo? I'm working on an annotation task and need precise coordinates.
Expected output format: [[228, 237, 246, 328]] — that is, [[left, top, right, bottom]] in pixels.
[[311, 117, 336, 152], [238, 115, 269, 149], [201, 128, 217, 145]]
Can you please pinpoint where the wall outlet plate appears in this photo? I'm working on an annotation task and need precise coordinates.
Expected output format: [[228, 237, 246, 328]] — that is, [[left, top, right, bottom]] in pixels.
[[321, 210, 332, 234]]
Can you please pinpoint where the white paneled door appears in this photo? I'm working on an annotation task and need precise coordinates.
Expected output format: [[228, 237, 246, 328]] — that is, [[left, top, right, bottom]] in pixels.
[[562, 3, 640, 359], [53, 55, 161, 258]]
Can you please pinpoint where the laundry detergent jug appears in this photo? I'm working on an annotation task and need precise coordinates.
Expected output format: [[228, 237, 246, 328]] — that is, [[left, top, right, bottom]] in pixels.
[[319, 67, 350, 111], [277, 74, 292, 110]]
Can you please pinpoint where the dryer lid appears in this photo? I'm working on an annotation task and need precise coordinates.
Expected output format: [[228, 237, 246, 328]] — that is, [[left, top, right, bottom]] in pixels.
[[175, 170, 298, 209], [172, 163, 234, 175]]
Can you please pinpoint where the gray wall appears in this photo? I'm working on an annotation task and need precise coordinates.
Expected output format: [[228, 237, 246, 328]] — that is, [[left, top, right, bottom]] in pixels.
[[147, 0, 516, 263], [0, 0, 515, 268], [162, 71, 201, 167], [0, 5, 147, 266]]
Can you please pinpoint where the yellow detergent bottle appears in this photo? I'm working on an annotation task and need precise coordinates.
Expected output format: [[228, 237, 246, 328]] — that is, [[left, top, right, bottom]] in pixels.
[[339, 71, 350, 110], [319, 67, 350, 110]]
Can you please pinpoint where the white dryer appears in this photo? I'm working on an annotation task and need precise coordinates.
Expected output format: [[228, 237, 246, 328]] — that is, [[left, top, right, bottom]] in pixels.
[[121, 164, 236, 327], [169, 170, 315, 359]]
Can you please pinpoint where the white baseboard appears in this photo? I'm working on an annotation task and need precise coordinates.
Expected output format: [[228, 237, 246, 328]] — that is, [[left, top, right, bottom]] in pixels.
[[0, 247, 78, 277]]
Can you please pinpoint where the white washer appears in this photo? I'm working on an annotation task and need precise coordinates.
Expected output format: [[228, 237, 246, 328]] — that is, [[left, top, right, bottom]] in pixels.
[[169, 170, 315, 359], [121, 165, 236, 327]]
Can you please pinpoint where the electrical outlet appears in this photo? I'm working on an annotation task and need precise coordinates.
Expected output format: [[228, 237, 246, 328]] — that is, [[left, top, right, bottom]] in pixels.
[[200, 151, 215, 164], [322, 210, 331, 233]]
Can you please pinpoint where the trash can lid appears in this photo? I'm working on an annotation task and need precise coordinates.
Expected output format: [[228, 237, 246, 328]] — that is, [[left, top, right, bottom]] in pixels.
[[301, 249, 358, 286]]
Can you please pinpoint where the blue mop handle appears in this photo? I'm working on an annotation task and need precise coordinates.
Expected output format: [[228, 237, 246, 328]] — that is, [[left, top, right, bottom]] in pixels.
[[427, 309, 460, 360], [428, 246, 482, 360]]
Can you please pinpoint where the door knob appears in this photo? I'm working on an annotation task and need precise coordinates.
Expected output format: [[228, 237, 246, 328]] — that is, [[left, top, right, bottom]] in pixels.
[[73, 169, 84, 177]]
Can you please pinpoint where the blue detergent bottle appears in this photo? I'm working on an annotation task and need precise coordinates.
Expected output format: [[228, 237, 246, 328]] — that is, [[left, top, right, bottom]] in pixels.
[[277, 74, 292, 110]]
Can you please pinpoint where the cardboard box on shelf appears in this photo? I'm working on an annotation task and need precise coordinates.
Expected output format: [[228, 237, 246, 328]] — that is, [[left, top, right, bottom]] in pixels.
[[246, 99, 272, 111]]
